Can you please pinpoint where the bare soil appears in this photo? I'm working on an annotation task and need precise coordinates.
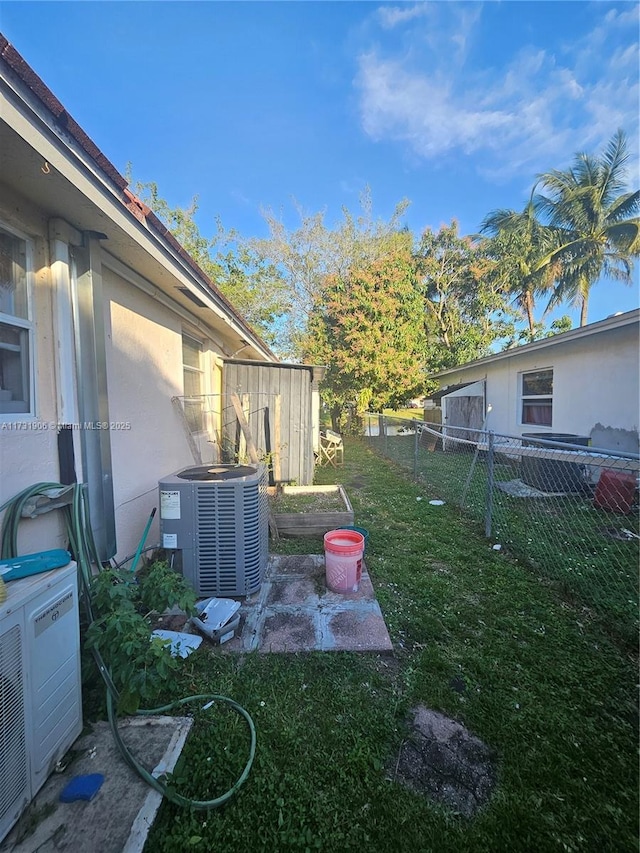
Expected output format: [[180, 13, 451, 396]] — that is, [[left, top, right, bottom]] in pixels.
[[270, 491, 345, 513]]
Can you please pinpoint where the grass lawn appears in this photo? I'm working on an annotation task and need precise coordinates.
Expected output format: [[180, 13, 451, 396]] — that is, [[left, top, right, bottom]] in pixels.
[[140, 438, 637, 852], [366, 431, 639, 646], [383, 407, 425, 420]]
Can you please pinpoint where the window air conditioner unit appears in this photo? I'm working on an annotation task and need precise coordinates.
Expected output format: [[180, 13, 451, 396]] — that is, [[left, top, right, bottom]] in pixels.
[[159, 463, 269, 597], [0, 561, 83, 843]]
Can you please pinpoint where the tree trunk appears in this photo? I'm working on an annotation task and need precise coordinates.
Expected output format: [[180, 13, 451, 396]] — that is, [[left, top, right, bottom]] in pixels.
[[330, 403, 343, 433], [580, 296, 588, 326], [525, 291, 535, 333]]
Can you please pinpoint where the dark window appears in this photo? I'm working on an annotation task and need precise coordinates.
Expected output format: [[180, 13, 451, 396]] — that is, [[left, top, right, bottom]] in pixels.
[[521, 369, 552, 426]]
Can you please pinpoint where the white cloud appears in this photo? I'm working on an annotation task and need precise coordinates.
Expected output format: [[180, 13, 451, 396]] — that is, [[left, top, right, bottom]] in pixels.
[[377, 3, 431, 30], [358, 53, 513, 158], [355, 4, 639, 181]]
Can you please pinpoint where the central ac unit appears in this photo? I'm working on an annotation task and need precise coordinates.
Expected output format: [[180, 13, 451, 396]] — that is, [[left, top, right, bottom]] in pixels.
[[159, 463, 269, 597], [0, 561, 83, 844]]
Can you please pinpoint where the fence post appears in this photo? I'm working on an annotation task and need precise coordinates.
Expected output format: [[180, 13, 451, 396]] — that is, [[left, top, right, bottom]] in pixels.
[[485, 430, 495, 539], [413, 419, 419, 479]]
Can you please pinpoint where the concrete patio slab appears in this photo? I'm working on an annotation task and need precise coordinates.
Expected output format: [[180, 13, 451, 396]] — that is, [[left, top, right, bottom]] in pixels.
[[0, 716, 192, 853], [231, 554, 393, 654], [161, 554, 393, 654]]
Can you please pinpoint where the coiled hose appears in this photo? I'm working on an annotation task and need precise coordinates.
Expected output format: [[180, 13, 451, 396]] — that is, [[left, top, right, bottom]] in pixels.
[[0, 482, 256, 810]]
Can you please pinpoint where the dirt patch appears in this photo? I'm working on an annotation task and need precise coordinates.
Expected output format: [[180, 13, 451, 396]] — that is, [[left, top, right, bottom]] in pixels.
[[348, 476, 367, 490], [600, 526, 639, 542], [373, 651, 401, 677], [150, 613, 189, 632], [392, 706, 496, 817], [270, 491, 346, 513]]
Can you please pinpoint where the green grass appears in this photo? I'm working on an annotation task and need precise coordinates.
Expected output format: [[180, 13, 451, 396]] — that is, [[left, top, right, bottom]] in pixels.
[[138, 438, 638, 852], [383, 407, 425, 420], [366, 432, 639, 646]]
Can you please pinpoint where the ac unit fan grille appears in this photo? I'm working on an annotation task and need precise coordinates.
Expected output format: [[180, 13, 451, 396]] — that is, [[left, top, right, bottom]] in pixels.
[[0, 624, 27, 822], [196, 475, 268, 597]]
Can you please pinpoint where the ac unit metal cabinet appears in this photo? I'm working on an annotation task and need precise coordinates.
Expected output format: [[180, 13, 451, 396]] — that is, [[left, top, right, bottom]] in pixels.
[[0, 562, 83, 844], [159, 464, 269, 597]]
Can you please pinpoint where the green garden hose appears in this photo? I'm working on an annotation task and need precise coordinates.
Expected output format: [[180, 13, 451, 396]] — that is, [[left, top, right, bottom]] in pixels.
[[0, 481, 256, 810]]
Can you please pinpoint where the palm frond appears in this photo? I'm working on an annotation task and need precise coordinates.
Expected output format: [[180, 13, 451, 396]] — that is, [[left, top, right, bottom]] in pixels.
[[604, 221, 640, 254], [606, 191, 640, 223], [479, 209, 519, 235], [598, 129, 631, 203]]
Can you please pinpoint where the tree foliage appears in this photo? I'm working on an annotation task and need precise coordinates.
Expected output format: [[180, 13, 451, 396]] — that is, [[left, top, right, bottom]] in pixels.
[[304, 235, 427, 429], [534, 129, 640, 325], [417, 221, 512, 372], [250, 188, 410, 357], [124, 129, 637, 416], [480, 200, 562, 337], [130, 179, 290, 345]]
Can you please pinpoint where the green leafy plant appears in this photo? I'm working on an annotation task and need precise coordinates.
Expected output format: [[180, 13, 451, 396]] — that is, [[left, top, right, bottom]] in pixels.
[[84, 561, 197, 714]]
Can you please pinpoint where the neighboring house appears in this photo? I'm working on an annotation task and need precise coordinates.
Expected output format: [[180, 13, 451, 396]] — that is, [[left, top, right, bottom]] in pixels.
[[0, 36, 318, 563], [426, 310, 640, 454]]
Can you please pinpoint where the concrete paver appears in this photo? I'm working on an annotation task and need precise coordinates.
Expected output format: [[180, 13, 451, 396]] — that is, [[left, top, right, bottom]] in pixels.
[[231, 554, 393, 653], [0, 717, 192, 853]]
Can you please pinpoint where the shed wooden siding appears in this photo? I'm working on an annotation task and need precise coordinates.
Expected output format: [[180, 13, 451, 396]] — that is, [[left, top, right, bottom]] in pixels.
[[223, 361, 315, 485]]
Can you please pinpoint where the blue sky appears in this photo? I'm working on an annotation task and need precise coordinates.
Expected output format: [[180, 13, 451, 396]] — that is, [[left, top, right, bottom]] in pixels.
[[1, 1, 638, 327]]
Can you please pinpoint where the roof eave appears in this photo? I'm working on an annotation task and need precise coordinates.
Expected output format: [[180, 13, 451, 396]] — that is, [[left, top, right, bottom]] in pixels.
[[427, 309, 640, 380], [0, 33, 277, 363]]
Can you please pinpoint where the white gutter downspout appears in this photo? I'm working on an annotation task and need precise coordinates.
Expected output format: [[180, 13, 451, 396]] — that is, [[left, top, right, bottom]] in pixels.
[[70, 232, 117, 561]]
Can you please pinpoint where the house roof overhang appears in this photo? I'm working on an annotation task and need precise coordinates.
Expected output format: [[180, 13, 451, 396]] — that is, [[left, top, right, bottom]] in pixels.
[[426, 309, 640, 381], [427, 382, 478, 401], [0, 34, 277, 363]]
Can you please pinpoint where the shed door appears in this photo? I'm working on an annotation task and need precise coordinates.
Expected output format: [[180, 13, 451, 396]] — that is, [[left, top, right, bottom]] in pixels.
[[223, 362, 314, 485], [442, 380, 485, 445]]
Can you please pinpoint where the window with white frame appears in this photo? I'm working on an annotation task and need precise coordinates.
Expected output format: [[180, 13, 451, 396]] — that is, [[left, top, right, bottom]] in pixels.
[[0, 226, 32, 415], [520, 368, 553, 427], [182, 333, 205, 432]]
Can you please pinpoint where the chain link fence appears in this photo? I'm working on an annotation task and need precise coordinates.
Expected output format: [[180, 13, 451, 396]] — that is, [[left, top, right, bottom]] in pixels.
[[363, 414, 639, 643]]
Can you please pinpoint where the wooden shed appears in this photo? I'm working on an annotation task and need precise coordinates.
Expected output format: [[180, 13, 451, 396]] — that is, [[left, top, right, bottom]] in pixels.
[[222, 360, 325, 485]]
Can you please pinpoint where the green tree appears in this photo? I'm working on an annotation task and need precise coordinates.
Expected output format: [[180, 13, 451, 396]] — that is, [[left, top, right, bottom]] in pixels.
[[499, 314, 573, 349], [252, 187, 410, 358], [129, 179, 289, 345], [417, 221, 511, 371], [480, 199, 561, 338], [304, 236, 427, 430], [534, 129, 640, 325]]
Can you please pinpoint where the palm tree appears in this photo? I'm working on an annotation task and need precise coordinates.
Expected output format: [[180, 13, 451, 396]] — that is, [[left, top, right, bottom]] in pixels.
[[534, 129, 639, 326], [480, 198, 560, 336]]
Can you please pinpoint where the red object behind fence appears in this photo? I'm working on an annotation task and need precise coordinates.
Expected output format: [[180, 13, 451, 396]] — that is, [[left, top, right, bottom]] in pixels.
[[593, 469, 637, 514]]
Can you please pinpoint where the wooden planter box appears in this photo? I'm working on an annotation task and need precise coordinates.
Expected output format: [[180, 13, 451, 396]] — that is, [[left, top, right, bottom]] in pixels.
[[271, 484, 354, 538]]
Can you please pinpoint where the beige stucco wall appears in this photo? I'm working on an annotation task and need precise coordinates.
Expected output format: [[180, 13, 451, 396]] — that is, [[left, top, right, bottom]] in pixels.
[[0, 186, 67, 554], [102, 265, 226, 561], [440, 322, 640, 453], [0, 184, 230, 562]]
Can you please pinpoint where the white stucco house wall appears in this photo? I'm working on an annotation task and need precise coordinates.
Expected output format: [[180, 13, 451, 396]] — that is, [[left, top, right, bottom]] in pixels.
[[0, 36, 289, 562], [427, 309, 640, 455]]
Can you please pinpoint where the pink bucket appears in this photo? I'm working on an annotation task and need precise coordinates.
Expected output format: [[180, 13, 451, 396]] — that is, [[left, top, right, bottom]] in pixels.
[[324, 529, 364, 593]]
